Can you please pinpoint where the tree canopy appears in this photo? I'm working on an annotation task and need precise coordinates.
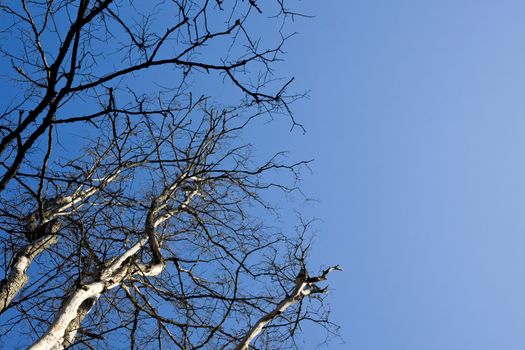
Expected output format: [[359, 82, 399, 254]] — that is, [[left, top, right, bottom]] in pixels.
[[0, 1, 339, 349]]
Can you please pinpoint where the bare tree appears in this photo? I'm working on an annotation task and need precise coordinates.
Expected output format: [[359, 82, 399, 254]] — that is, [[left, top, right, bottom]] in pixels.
[[0, 1, 339, 349]]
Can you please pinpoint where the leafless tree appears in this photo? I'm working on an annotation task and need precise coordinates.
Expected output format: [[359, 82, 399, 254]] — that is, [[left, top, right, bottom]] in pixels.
[[0, 1, 340, 349]]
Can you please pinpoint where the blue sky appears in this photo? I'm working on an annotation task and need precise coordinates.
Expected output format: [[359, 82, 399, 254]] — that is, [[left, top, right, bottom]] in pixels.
[[267, 1, 525, 349]]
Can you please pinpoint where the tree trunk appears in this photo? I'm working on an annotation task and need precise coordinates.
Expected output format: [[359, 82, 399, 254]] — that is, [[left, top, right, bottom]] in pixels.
[[61, 296, 98, 349], [0, 235, 58, 314], [29, 238, 164, 350], [1, 172, 124, 316], [29, 282, 105, 350]]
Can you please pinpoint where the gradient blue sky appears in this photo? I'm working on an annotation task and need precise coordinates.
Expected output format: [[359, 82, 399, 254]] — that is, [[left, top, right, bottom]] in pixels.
[[269, 1, 525, 349]]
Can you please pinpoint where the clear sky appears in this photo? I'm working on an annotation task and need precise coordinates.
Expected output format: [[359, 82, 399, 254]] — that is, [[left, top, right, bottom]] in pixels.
[[269, 1, 525, 349]]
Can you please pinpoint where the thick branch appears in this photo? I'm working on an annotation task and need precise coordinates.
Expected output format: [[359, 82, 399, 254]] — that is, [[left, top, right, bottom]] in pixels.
[[28, 238, 157, 350], [0, 168, 125, 314], [0, 234, 58, 314]]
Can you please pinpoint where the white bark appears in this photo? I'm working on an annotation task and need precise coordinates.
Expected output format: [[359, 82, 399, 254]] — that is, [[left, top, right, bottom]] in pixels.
[[29, 238, 164, 350], [0, 234, 58, 314], [61, 296, 98, 349], [233, 265, 341, 350], [233, 281, 308, 350], [30, 282, 105, 350], [29, 176, 199, 349], [50, 169, 126, 219], [0, 171, 124, 314]]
